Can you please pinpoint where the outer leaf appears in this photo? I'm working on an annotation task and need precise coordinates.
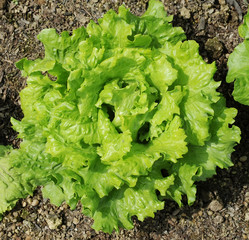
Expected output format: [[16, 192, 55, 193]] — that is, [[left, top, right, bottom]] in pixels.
[[91, 171, 175, 233], [167, 98, 240, 205], [0, 141, 52, 220]]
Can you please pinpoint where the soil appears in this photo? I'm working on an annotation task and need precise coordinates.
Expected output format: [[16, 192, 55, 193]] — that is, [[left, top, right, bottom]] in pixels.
[[0, 0, 249, 239]]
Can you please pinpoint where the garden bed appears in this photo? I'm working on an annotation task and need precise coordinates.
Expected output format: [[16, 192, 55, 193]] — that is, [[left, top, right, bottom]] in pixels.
[[0, 0, 249, 239]]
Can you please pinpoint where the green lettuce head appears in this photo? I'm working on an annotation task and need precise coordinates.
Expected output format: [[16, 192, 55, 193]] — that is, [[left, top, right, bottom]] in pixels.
[[0, 0, 240, 233], [227, 9, 249, 105]]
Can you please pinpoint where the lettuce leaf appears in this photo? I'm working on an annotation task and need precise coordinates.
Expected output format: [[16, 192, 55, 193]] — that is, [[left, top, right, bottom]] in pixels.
[[227, 10, 249, 105], [0, 0, 240, 233]]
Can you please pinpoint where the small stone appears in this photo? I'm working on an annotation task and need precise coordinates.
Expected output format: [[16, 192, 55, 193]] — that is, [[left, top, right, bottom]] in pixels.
[[22, 6, 28, 13], [27, 198, 32, 205], [22, 201, 27, 207], [13, 212, 18, 218], [214, 215, 224, 224], [45, 214, 62, 230], [203, 3, 212, 10], [218, 0, 226, 5], [67, 221, 71, 227], [30, 213, 37, 221], [31, 199, 39, 207], [20, 210, 29, 220], [181, 213, 187, 218], [172, 209, 180, 216], [198, 17, 205, 31], [245, 212, 249, 221], [207, 210, 213, 216], [33, 14, 41, 21], [240, 156, 247, 162], [205, 37, 223, 58], [208, 200, 223, 212], [180, 7, 191, 19], [73, 217, 79, 225], [208, 9, 214, 14], [228, 207, 235, 217], [23, 220, 32, 228]]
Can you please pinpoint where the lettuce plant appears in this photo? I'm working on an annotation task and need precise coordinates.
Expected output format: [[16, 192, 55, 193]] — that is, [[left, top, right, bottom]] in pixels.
[[0, 0, 240, 233], [227, 9, 249, 105]]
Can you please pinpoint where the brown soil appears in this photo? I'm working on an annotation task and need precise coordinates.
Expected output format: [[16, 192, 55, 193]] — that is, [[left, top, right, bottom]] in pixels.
[[0, 0, 249, 239]]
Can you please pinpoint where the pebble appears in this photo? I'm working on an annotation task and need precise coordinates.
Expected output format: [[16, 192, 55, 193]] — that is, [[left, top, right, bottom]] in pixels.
[[214, 215, 224, 224], [27, 198, 32, 205], [31, 199, 39, 207], [208, 9, 214, 14], [208, 200, 223, 212], [207, 210, 213, 216], [22, 6, 28, 14], [198, 210, 203, 217], [73, 217, 79, 225], [245, 212, 249, 221], [219, 0, 226, 5], [13, 212, 18, 218], [228, 207, 235, 217], [198, 17, 205, 31], [45, 214, 62, 230], [67, 221, 71, 227], [23, 220, 32, 228], [203, 3, 212, 10], [33, 14, 41, 21], [240, 156, 247, 162], [172, 209, 180, 216], [205, 37, 223, 58], [30, 213, 37, 221], [180, 7, 191, 19]]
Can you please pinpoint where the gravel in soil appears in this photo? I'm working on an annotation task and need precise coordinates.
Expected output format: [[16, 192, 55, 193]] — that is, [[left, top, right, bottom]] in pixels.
[[1, 0, 249, 239]]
